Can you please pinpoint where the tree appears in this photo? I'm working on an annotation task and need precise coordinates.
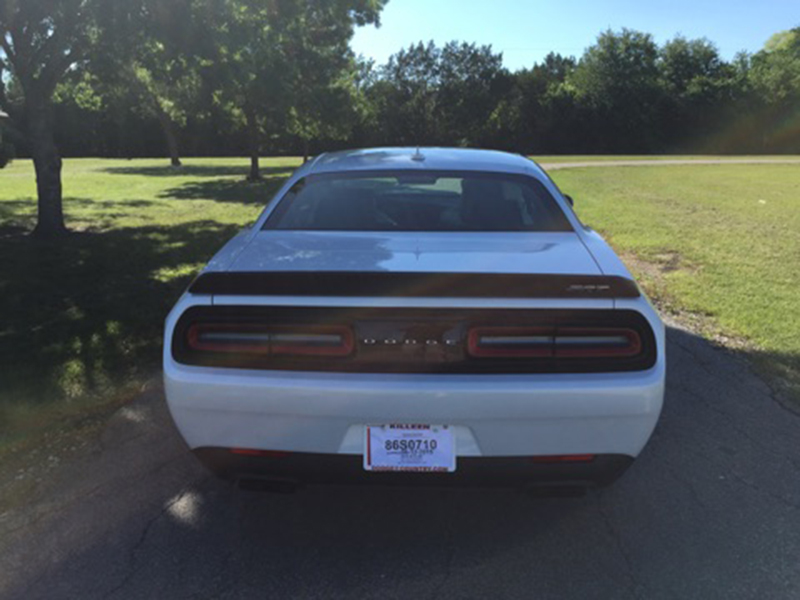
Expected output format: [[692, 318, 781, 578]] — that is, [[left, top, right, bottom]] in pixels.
[[0, 1, 152, 236], [288, 64, 361, 162], [109, 57, 202, 168], [437, 42, 508, 146], [373, 41, 443, 145], [658, 36, 737, 150], [660, 36, 724, 92], [497, 52, 577, 152], [342, 54, 378, 149], [0, 108, 13, 167], [750, 28, 800, 151], [0, 0, 100, 235], [282, 10, 367, 161], [0, 59, 13, 167], [88, 0, 211, 167], [368, 41, 507, 147], [570, 29, 663, 152], [203, 0, 386, 180], [7, 12, 798, 162]]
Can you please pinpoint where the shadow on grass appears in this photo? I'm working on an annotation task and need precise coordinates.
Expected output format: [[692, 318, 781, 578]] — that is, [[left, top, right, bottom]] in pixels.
[[64, 198, 158, 209], [62, 198, 162, 226], [1, 198, 161, 236], [1, 198, 157, 212], [102, 165, 296, 178], [0, 219, 240, 435], [0, 200, 36, 238], [159, 174, 292, 205]]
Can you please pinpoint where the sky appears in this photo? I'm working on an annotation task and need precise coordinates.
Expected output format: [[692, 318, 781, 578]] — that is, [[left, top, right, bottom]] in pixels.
[[351, 0, 800, 71]]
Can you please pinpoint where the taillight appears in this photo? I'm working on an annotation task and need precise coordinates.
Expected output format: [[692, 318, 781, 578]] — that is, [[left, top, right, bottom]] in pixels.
[[187, 324, 271, 353], [187, 324, 354, 357], [554, 328, 641, 358], [173, 306, 657, 373], [468, 327, 554, 357], [468, 327, 641, 359]]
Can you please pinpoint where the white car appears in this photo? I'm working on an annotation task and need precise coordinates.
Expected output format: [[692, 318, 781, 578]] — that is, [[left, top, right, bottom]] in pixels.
[[164, 147, 665, 492]]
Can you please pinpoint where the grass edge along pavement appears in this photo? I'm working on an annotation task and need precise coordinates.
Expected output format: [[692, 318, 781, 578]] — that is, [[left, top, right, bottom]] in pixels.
[[552, 162, 800, 409]]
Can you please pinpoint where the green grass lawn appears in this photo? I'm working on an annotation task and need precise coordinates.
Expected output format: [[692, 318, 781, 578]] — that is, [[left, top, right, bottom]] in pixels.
[[0, 157, 798, 451], [553, 164, 800, 399], [0, 157, 301, 451], [532, 155, 800, 164]]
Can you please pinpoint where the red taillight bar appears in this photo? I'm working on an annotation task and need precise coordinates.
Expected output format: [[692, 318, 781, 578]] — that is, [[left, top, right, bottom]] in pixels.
[[187, 323, 272, 354], [187, 324, 354, 357], [270, 326, 355, 356], [467, 326, 641, 359], [468, 327, 554, 357], [554, 328, 641, 358]]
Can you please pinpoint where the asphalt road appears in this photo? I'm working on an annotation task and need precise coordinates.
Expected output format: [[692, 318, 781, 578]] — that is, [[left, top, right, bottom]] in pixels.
[[2, 320, 799, 600]]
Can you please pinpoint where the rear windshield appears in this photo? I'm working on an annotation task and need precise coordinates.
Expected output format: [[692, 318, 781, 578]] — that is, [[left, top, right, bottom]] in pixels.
[[263, 171, 573, 232]]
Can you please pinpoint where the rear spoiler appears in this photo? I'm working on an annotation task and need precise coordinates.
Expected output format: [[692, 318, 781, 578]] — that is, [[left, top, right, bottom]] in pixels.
[[188, 272, 640, 299]]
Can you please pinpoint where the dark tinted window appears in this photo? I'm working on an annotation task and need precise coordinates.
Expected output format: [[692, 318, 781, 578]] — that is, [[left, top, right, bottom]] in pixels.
[[264, 171, 572, 232]]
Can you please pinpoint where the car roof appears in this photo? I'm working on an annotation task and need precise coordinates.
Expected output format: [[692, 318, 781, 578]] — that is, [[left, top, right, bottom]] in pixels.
[[305, 147, 546, 178]]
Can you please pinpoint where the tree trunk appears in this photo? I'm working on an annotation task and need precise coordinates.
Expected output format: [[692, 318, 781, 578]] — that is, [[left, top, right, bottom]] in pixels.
[[29, 104, 67, 238], [303, 138, 309, 163], [246, 107, 261, 181], [155, 106, 182, 167]]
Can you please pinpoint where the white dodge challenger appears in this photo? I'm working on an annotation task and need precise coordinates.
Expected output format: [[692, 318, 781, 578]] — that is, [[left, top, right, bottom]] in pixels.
[[164, 147, 665, 492]]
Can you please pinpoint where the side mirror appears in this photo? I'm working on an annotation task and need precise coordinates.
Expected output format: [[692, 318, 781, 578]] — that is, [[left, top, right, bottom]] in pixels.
[[564, 194, 574, 207]]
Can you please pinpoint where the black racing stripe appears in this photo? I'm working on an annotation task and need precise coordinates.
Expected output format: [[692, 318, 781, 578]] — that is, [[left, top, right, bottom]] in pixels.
[[188, 272, 640, 299]]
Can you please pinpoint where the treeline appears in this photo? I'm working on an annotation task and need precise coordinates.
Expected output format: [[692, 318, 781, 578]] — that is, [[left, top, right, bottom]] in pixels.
[[1, 1, 799, 236], [10, 27, 800, 161]]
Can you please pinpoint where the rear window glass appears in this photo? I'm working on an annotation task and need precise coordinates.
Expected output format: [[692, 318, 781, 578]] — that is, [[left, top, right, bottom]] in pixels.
[[263, 171, 573, 232]]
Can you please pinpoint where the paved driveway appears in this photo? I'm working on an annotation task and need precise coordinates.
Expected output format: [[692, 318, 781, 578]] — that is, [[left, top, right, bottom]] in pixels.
[[2, 322, 798, 599]]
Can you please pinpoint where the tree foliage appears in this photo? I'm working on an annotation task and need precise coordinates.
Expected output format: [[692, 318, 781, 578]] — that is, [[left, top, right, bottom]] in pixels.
[[0, 0, 108, 235], [0, 0, 156, 235], [200, 0, 386, 179], [0, 0, 387, 232], [568, 29, 662, 151], [363, 41, 508, 147], [39, 25, 800, 161], [4, 13, 800, 236], [750, 28, 800, 149]]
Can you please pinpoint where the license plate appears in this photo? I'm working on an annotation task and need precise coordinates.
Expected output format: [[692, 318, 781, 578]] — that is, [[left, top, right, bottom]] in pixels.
[[364, 424, 456, 472]]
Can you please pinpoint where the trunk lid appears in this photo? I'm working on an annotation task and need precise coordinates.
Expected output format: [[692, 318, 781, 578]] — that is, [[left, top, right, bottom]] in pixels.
[[227, 231, 602, 275]]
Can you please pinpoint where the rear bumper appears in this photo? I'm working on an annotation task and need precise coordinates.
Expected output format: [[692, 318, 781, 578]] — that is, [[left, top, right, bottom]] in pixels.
[[165, 363, 665, 458], [194, 447, 634, 489]]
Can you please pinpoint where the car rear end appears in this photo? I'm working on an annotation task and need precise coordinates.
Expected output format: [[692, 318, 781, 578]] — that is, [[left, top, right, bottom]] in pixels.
[[163, 151, 665, 491], [164, 272, 663, 491]]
